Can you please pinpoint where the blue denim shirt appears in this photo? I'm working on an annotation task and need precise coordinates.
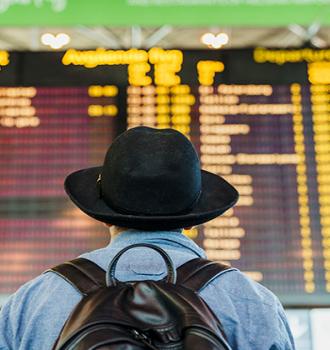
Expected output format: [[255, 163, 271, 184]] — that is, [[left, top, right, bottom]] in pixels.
[[0, 229, 295, 349]]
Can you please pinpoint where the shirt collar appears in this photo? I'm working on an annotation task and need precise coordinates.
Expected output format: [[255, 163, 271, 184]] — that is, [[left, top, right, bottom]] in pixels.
[[108, 229, 206, 259]]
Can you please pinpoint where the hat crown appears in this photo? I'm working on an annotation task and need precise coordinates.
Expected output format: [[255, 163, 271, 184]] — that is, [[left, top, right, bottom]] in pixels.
[[101, 127, 202, 215]]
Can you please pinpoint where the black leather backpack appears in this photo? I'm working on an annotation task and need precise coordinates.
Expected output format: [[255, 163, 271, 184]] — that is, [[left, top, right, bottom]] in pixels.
[[46, 243, 233, 350]]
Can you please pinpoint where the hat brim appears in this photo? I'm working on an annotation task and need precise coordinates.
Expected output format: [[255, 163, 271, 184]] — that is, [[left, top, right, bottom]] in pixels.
[[64, 167, 239, 230]]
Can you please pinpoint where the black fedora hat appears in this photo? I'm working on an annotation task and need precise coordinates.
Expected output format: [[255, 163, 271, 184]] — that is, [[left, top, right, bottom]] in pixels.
[[65, 126, 239, 230]]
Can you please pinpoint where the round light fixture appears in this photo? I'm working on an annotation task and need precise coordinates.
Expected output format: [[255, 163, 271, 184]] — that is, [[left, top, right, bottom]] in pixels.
[[216, 33, 229, 45], [201, 32, 229, 49], [201, 33, 215, 46], [41, 33, 71, 49], [41, 33, 53, 46]]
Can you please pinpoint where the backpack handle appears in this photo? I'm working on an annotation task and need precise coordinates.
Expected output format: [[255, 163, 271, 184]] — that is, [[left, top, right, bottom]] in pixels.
[[106, 243, 177, 287]]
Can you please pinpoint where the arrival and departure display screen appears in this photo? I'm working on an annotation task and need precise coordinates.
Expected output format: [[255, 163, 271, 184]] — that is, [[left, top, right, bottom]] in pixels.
[[0, 48, 330, 306]]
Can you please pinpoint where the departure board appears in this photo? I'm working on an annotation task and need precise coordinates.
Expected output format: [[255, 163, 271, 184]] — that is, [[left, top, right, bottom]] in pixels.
[[0, 48, 330, 306], [0, 86, 118, 293]]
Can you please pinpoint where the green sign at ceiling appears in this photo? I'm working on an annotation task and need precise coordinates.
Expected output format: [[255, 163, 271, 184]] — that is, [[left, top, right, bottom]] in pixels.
[[0, 0, 329, 26]]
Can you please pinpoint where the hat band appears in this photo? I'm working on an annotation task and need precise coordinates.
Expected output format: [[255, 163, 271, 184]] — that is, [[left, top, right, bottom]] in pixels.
[[109, 189, 202, 217], [97, 174, 202, 216]]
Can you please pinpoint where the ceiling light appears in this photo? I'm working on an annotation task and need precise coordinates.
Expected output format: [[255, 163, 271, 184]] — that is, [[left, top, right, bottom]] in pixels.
[[212, 41, 223, 49], [201, 32, 229, 49], [216, 33, 229, 45], [41, 33, 53, 46], [41, 33, 70, 49], [201, 33, 215, 46]]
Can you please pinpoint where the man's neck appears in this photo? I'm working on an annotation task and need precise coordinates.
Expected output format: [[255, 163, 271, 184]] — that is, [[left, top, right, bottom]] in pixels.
[[109, 225, 130, 240], [108, 225, 185, 240]]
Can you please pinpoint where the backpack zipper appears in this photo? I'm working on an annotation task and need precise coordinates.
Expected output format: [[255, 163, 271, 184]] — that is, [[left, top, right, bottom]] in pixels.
[[63, 324, 230, 350], [63, 325, 159, 350], [131, 329, 159, 350], [64, 324, 112, 350]]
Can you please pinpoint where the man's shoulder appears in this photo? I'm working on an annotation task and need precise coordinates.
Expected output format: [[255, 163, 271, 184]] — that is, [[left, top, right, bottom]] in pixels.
[[0, 270, 82, 349], [7, 269, 77, 302], [204, 267, 280, 307], [1, 269, 82, 321], [199, 268, 295, 349]]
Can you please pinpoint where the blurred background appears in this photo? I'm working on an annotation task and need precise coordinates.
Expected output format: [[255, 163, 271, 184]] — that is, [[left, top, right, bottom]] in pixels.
[[1, 1, 330, 349]]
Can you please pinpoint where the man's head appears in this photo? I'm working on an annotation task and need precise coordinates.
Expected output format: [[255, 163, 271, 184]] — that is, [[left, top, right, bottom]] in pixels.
[[65, 126, 238, 230]]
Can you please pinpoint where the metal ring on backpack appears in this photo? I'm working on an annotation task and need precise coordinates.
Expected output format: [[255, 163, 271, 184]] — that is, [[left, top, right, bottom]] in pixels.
[[106, 243, 177, 287]]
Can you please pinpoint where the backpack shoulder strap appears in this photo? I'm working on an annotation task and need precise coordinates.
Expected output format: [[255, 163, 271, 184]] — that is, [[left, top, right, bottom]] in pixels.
[[176, 258, 232, 292], [44, 258, 106, 296], [45, 256, 231, 295]]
